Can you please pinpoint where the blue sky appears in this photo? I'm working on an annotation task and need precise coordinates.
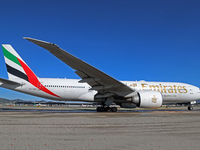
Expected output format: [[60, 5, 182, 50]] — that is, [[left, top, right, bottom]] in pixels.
[[0, 0, 200, 100]]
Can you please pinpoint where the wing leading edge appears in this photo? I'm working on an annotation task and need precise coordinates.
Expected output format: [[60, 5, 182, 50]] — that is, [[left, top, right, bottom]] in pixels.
[[23, 37, 134, 99]]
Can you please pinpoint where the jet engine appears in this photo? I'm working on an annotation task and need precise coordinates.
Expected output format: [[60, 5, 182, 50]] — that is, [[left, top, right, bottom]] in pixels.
[[131, 91, 163, 108]]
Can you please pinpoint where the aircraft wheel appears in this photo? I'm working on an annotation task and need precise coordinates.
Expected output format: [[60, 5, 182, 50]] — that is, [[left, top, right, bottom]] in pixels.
[[111, 107, 117, 112], [100, 107, 106, 112], [188, 106, 193, 111], [105, 107, 111, 112], [97, 107, 101, 112]]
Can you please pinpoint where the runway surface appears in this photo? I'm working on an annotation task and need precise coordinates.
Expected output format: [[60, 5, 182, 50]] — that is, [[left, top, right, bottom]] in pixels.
[[0, 106, 200, 150]]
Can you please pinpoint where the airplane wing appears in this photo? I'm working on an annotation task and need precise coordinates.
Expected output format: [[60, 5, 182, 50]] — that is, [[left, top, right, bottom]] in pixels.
[[23, 37, 134, 98]]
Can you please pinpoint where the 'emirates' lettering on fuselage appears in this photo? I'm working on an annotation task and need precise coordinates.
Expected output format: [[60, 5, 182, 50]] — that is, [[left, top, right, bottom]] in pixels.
[[127, 83, 188, 93]]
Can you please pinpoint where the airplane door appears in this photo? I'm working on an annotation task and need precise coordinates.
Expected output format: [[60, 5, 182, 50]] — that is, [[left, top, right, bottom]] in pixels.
[[189, 86, 193, 94], [37, 82, 43, 91]]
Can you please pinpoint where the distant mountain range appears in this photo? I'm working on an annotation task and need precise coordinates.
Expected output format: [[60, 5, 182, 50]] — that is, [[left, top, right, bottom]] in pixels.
[[0, 98, 21, 103], [0, 98, 46, 104]]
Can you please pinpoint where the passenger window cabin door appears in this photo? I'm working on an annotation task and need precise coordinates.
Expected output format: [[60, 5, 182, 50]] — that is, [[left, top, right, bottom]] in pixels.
[[189, 86, 193, 94]]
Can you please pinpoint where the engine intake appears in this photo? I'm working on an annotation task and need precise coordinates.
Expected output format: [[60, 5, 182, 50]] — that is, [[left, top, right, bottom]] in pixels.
[[132, 91, 163, 108]]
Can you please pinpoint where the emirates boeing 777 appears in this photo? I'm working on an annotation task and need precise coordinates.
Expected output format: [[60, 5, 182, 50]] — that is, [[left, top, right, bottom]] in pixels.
[[0, 37, 199, 112]]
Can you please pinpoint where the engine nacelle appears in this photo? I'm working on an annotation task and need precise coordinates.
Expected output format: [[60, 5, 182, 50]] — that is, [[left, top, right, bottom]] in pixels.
[[132, 91, 163, 108]]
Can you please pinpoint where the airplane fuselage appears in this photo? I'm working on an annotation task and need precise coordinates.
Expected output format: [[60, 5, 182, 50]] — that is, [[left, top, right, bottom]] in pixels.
[[5, 78, 200, 103]]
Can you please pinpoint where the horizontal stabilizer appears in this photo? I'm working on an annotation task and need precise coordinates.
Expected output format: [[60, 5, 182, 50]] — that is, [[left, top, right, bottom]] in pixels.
[[0, 77, 22, 86]]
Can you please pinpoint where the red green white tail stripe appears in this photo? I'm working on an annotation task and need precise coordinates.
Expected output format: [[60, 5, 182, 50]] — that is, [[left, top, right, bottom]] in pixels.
[[2, 44, 60, 98]]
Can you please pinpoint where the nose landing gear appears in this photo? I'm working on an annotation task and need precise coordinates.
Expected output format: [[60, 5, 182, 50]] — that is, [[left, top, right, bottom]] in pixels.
[[188, 105, 193, 111], [188, 106, 193, 110], [188, 101, 196, 111]]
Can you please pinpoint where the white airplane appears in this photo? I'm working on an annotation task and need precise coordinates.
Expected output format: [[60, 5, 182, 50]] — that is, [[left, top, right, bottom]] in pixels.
[[0, 37, 199, 112]]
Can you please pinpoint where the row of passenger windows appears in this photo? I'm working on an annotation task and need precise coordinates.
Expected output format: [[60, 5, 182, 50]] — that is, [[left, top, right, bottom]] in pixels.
[[44, 85, 85, 88]]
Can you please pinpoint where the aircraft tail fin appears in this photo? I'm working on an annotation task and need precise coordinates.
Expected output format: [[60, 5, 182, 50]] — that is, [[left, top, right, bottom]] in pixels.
[[2, 44, 61, 98], [2, 44, 37, 82]]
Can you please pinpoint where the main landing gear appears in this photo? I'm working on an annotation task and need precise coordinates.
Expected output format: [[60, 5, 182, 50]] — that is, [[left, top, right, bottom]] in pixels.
[[96, 106, 118, 112]]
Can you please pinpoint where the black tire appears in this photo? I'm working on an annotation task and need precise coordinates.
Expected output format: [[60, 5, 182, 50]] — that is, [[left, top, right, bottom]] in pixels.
[[105, 107, 111, 112], [97, 107, 101, 112], [111, 107, 117, 112], [100, 107, 106, 112], [188, 106, 193, 111]]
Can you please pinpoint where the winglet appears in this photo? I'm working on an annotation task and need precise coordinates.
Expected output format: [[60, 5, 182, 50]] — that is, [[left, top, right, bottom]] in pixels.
[[23, 37, 59, 50], [23, 37, 50, 44]]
